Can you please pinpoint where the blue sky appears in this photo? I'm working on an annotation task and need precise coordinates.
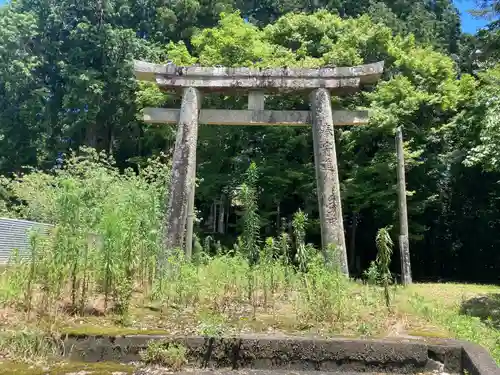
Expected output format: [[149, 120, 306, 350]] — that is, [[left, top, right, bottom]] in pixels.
[[455, 0, 489, 33], [0, 0, 490, 34]]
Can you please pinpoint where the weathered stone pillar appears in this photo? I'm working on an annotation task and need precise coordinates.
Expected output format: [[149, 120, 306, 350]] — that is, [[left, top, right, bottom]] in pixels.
[[185, 173, 195, 260], [396, 127, 412, 285], [163, 87, 201, 264], [310, 88, 349, 276]]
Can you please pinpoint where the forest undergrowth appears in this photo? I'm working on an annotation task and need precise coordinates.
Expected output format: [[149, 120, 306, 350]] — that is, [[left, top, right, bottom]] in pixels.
[[0, 148, 498, 366]]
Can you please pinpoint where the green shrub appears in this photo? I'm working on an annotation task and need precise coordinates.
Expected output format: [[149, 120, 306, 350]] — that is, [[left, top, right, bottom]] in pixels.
[[0, 147, 169, 316], [140, 341, 188, 370], [0, 329, 61, 363]]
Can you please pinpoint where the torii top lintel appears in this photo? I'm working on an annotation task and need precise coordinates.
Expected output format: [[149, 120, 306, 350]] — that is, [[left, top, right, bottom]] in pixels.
[[133, 60, 384, 93]]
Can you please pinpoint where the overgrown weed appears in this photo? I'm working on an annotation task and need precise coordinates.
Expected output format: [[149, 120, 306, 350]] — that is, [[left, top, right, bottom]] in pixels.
[[0, 329, 62, 363], [3, 148, 498, 367], [0, 150, 390, 346], [140, 341, 188, 370], [0, 147, 168, 318]]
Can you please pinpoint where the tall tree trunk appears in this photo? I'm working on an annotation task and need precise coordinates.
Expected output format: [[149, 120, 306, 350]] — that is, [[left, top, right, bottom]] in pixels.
[[276, 201, 281, 233], [349, 212, 358, 272], [225, 198, 229, 235], [107, 125, 114, 154], [85, 123, 98, 148], [211, 201, 217, 233], [218, 195, 225, 234]]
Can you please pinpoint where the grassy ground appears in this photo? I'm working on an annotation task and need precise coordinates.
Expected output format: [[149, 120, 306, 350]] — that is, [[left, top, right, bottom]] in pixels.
[[1, 282, 498, 362], [1, 254, 499, 374], [57, 284, 498, 342], [0, 361, 136, 375], [396, 283, 500, 362]]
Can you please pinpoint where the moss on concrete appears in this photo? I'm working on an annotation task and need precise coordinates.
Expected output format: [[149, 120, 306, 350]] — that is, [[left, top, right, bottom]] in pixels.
[[408, 329, 450, 338], [0, 361, 135, 375], [59, 325, 169, 337]]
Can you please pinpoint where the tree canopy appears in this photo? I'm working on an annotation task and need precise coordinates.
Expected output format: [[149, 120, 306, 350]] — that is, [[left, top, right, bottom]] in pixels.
[[0, 0, 499, 283]]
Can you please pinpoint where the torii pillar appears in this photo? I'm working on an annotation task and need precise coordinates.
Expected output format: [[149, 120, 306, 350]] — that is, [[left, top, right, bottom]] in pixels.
[[310, 88, 348, 273], [134, 61, 385, 275]]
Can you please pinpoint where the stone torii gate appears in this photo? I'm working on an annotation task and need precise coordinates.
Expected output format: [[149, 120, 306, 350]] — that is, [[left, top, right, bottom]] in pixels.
[[134, 60, 384, 276]]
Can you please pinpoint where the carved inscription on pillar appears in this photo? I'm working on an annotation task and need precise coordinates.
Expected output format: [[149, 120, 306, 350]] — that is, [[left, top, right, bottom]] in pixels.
[[163, 87, 201, 260], [310, 88, 349, 275]]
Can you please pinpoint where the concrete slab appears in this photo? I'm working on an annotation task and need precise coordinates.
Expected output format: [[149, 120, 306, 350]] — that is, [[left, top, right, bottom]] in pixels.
[[134, 370, 425, 375], [61, 334, 499, 374]]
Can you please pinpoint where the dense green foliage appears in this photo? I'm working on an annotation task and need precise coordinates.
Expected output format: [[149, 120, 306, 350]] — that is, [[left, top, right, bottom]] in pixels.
[[0, 149, 169, 315], [0, 0, 498, 283]]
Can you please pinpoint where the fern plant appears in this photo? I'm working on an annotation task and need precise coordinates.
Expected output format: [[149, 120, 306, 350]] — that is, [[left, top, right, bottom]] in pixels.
[[277, 221, 291, 293], [363, 261, 381, 285], [375, 226, 394, 309], [293, 210, 311, 272], [278, 230, 290, 266], [233, 162, 261, 265]]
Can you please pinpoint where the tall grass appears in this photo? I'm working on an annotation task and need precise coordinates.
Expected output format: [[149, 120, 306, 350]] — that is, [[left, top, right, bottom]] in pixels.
[[0, 329, 62, 363], [0, 148, 389, 340], [0, 147, 168, 317], [2, 148, 499, 368], [375, 227, 394, 309]]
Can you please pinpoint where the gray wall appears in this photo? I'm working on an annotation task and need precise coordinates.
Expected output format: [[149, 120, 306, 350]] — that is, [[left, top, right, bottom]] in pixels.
[[0, 217, 52, 264]]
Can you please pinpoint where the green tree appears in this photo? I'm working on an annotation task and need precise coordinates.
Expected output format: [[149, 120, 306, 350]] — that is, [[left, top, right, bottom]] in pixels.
[[1, 0, 499, 283]]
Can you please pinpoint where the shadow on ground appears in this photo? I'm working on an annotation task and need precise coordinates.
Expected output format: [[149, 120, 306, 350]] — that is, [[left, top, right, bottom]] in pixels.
[[460, 293, 500, 329]]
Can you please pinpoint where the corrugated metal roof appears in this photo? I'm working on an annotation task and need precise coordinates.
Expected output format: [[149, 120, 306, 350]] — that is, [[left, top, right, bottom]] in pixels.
[[0, 218, 53, 264]]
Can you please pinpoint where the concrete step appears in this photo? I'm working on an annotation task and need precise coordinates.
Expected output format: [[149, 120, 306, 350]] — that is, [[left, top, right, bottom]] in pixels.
[[132, 369, 445, 375]]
